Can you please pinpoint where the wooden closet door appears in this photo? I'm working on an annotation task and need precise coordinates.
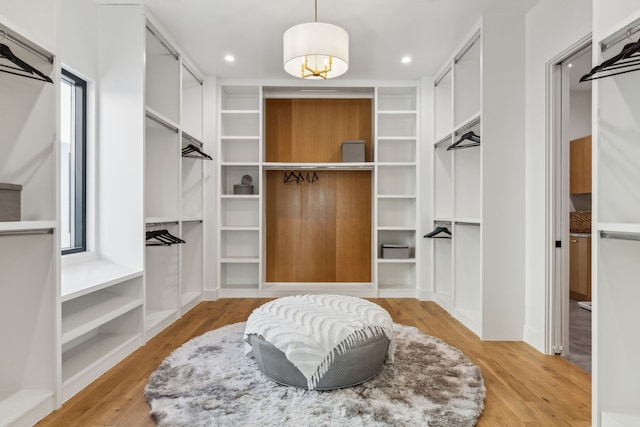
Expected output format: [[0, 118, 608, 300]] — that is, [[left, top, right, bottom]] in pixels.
[[265, 170, 371, 282]]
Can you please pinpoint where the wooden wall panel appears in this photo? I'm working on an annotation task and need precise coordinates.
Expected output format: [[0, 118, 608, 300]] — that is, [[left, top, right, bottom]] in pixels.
[[265, 98, 372, 163], [265, 170, 371, 282]]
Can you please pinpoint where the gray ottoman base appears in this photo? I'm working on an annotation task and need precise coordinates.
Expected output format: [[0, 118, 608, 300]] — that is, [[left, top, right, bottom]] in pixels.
[[248, 333, 389, 390]]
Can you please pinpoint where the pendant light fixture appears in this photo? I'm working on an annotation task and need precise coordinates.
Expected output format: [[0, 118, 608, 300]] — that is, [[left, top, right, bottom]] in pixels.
[[283, 0, 349, 79]]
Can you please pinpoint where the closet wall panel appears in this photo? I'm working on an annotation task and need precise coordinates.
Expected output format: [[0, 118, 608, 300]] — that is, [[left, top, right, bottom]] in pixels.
[[265, 99, 372, 163], [265, 170, 371, 282]]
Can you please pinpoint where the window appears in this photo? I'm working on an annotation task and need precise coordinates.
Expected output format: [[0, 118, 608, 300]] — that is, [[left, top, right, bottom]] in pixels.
[[61, 69, 87, 254]]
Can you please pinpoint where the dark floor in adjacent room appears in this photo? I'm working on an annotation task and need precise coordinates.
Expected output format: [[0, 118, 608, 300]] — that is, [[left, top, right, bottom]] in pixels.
[[563, 299, 592, 373]]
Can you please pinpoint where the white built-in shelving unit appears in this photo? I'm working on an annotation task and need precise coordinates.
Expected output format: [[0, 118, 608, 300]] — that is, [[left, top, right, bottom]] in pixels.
[[375, 86, 419, 297], [0, 17, 58, 427], [217, 86, 262, 296], [592, 13, 640, 427], [430, 16, 525, 340], [54, 4, 209, 408], [143, 18, 207, 338], [216, 84, 419, 297]]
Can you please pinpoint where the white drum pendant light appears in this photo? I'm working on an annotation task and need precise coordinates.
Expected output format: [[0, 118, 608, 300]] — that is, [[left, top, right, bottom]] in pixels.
[[283, 0, 349, 79]]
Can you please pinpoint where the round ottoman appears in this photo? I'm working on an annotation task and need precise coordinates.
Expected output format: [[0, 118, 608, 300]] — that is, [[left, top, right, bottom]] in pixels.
[[249, 331, 389, 390], [243, 295, 395, 390]]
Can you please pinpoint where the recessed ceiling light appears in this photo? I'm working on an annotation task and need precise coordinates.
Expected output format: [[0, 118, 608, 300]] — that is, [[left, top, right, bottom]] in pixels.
[[568, 63, 573, 67], [401, 56, 412, 64], [225, 55, 235, 62]]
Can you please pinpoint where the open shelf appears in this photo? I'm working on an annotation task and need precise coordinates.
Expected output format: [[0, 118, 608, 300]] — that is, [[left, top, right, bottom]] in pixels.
[[221, 165, 260, 195], [61, 278, 143, 344], [220, 85, 261, 110], [377, 86, 417, 111], [62, 258, 143, 301], [62, 307, 142, 385], [376, 138, 417, 163], [220, 262, 259, 290], [221, 137, 260, 163], [377, 165, 416, 196]]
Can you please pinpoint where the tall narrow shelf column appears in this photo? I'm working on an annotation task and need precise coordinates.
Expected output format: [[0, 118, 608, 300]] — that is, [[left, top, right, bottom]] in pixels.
[[0, 17, 58, 426], [592, 13, 640, 426], [375, 86, 419, 297], [217, 85, 262, 297], [430, 15, 526, 339]]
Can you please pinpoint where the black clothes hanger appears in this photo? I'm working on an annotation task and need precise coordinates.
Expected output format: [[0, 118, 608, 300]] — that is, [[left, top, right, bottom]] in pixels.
[[580, 39, 640, 81], [146, 229, 185, 246], [0, 43, 53, 83], [181, 144, 212, 160], [284, 170, 305, 183], [424, 226, 452, 239], [447, 131, 481, 151]]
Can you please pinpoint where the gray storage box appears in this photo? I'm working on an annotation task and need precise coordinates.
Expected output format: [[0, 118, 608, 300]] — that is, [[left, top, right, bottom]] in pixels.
[[381, 244, 410, 259], [342, 140, 365, 162], [0, 183, 22, 221], [234, 184, 254, 195]]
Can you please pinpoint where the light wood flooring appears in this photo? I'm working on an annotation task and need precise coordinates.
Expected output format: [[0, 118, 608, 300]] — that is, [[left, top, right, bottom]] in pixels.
[[36, 299, 591, 426]]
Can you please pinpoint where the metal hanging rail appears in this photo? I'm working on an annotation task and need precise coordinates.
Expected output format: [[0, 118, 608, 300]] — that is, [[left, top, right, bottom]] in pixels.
[[434, 66, 452, 87], [455, 115, 481, 134], [146, 24, 179, 60], [146, 221, 179, 227], [600, 231, 640, 241], [601, 21, 640, 52], [183, 64, 203, 85], [0, 228, 53, 237], [454, 33, 481, 63], [0, 29, 53, 63], [182, 131, 203, 148], [146, 110, 179, 133]]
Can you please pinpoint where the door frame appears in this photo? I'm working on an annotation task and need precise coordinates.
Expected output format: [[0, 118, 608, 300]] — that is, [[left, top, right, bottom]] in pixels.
[[545, 34, 592, 355]]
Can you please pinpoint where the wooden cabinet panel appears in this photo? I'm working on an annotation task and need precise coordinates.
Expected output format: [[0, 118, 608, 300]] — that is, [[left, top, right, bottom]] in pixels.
[[265, 98, 372, 163], [569, 236, 591, 301], [265, 170, 371, 282], [569, 136, 592, 194]]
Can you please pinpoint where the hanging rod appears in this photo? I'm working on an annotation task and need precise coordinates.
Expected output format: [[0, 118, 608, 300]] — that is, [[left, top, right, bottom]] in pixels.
[[600, 231, 640, 241], [601, 21, 640, 52], [146, 24, 179, 60], [182, 131, 203, 147], [434, 136, 451, 148], [183, 64, 203, 85], [146, 221, 179, 227], [455, 33, 481, 63], [182, 219, 203, 224], [434, 66, 452, 87], [0, 228, 53, 237], [0, 29, 53, 63], [456, 116, 481, 134], [146, 111, 179, 133]]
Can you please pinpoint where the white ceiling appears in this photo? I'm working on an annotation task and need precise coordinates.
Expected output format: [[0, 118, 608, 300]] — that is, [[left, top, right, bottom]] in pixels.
[[141, 0, 540, 81]]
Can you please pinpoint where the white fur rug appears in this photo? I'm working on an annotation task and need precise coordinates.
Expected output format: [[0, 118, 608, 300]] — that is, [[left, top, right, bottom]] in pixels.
[[145, 322, 485, 426]]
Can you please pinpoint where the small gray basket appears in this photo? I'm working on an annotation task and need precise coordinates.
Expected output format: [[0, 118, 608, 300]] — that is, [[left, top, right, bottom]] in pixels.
[[0, 183, 22, 221]]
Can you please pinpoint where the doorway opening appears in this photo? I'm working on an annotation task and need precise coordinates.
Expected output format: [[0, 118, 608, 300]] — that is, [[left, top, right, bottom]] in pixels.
[[549, 40, 592, 373]]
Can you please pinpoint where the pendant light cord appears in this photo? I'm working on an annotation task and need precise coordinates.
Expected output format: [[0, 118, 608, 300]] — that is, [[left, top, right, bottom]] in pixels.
[[314, 0, 318, 22]]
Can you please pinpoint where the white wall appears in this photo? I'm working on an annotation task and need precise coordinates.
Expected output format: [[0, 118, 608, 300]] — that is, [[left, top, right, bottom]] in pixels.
[[0, 0, 57, 51], [524, 0, 592, 352], [58, 0, 98, 80]]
